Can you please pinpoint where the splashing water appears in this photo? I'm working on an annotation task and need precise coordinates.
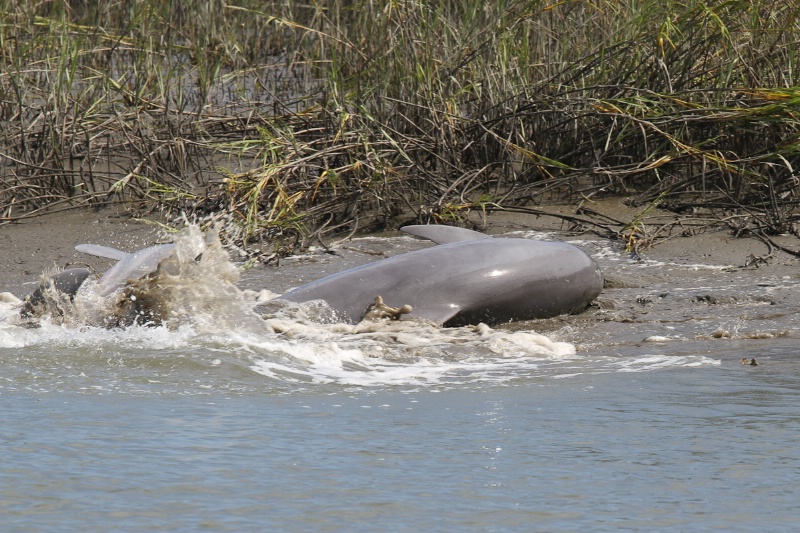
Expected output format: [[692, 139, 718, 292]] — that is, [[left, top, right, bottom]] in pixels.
[[0, 225, 720, 392]]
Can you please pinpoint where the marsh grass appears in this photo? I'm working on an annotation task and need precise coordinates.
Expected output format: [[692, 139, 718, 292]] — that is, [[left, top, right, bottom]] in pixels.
[[1, 0, 799, 254]]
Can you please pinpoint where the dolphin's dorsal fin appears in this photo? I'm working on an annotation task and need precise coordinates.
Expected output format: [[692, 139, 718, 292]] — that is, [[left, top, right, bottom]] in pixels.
[[400, 225, 491, 245], [75, 244, 130, 261]]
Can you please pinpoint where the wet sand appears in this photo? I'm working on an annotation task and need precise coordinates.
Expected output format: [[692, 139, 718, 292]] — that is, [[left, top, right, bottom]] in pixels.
[[2, 200, 793, 280], [1, 200, 797, 294], [1, 208, 169, 294]]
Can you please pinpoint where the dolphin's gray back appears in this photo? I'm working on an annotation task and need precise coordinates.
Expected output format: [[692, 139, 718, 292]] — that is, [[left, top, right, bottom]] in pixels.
[[20, 268, 92, 318], [280, 236, 602, 325]]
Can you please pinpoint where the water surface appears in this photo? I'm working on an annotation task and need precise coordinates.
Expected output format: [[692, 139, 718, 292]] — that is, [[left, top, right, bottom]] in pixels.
[[1, 228, 798, 531]]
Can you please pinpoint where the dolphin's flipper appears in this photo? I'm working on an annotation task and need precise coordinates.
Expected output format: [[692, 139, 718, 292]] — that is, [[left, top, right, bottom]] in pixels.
[[400, 225, 491, 245], [94, 244, 176, 296], [75, 244, 129, 261]]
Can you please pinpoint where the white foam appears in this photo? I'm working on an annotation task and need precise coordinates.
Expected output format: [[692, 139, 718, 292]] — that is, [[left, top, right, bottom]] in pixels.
[[610, 354, 721, 372], [0, 319, 197, 350], [231, 317, 578, 387]]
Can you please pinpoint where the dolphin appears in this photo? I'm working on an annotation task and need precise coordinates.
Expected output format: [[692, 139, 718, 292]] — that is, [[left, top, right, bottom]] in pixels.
[[280, 225, 603, 326], [21, 225, 603, 327], [17, 243, 177, 321], [74, 243, 176, 296], [20, 268, 92, 318]]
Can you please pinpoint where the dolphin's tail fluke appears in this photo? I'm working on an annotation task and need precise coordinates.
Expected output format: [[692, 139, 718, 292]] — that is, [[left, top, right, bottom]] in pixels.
[[76, 243, 176, 296], [74, 244, 129, 261]]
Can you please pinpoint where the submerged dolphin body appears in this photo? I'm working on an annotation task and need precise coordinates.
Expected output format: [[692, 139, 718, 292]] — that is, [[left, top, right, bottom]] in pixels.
[[18, 243, 177, 322], [21, 243, 175, 308], [19, 268, 92, 318], [280, 225, 603, 326]]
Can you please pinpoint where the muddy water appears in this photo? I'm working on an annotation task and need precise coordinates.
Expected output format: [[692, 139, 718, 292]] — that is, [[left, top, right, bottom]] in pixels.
[[1, 222, 799, 531]]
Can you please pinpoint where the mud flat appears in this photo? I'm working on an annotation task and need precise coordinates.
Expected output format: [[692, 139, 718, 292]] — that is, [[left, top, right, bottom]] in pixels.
[[1, 209, 168, 294]]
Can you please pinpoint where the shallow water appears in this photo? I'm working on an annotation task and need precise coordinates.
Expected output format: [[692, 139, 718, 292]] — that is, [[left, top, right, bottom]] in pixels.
[[1, 228, 799, 531]]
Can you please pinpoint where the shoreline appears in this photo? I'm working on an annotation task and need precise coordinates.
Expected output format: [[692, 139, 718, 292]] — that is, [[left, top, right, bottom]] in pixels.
[[1, 200, 797, 298]]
